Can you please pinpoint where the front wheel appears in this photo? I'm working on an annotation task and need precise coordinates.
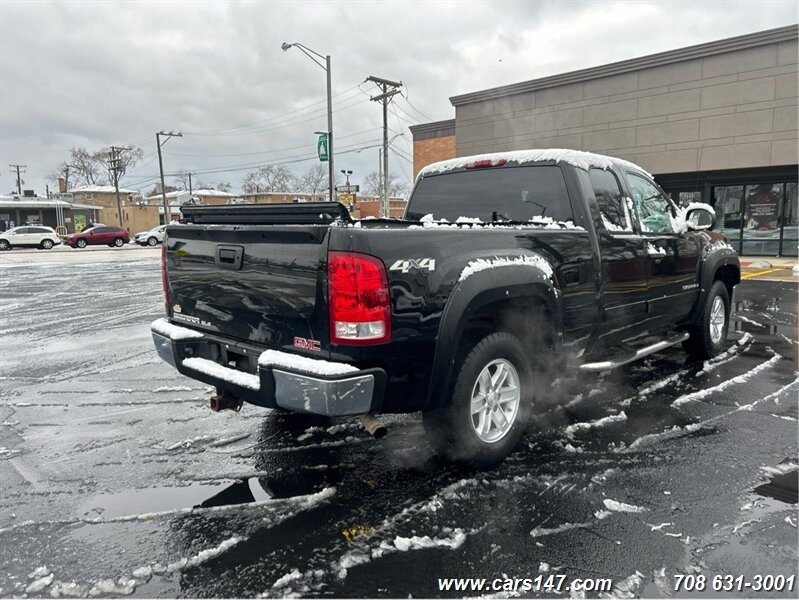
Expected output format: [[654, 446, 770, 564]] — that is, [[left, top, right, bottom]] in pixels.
[[0, 240, 10, 250], [147, 236, 158, 246], [113, 237, 125, 247], [76, 238, 87, 248], [423, 332, 532, 468], [683, 280, 730, 360]]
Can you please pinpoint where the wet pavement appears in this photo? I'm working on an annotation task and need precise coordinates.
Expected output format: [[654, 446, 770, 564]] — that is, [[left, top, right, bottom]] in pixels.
[[0, 256, 797, 598]]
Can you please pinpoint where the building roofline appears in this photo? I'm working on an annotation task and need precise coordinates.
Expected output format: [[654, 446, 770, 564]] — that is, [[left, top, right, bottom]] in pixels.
[[408, 119, 456, 135], [450, 24, 798, 106]]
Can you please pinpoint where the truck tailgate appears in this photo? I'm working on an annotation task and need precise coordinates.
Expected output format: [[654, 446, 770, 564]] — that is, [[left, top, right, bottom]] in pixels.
[[165, 223, 330, 353]]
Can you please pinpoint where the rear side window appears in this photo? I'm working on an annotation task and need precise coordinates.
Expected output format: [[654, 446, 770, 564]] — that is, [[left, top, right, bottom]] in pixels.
[[589, 168, 631, 232], [406, 165, 574, 223]]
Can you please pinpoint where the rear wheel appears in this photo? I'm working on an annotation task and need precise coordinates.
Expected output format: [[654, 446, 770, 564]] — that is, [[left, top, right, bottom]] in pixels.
[[76, 238, 87, 248], [147, 236, 158, 246], [40, 239, 54, 250], [113, 237, 125, 247], [683, 280, 730, 360], [423, 332, 532, 467]]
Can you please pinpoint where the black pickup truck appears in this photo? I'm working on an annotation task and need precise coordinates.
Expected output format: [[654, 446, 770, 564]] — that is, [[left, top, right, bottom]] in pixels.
[[152, 149, 739, 466]]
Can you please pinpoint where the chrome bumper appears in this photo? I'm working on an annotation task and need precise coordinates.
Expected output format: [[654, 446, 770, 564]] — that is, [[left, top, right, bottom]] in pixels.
[[151, 319, 384, 416]]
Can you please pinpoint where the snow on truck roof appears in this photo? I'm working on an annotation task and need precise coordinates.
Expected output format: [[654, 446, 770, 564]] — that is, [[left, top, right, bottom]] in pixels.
[[416, 149, 651, 180]]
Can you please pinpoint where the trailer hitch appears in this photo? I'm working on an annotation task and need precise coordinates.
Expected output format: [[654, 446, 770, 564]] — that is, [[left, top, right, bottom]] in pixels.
[[209, 390, 243, 412]]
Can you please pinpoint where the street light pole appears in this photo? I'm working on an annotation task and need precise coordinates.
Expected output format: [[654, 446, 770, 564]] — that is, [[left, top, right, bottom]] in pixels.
[[282, 42, 334, 203]]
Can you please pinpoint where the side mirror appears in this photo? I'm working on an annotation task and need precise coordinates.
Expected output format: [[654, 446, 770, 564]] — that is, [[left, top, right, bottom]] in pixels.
[[686, 207, 716, 231]]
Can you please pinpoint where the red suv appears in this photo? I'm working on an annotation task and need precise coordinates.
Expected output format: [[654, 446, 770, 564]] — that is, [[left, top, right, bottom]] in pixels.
[[65, 226, 130, 248]]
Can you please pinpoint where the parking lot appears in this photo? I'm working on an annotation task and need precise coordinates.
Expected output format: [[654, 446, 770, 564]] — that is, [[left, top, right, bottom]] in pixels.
[[0, 249, 796, 598]]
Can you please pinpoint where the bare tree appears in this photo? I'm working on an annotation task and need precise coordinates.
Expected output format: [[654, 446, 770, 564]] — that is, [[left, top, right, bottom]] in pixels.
[[172, 170, 192, 191], [242, 165, 297, 194], [362, 171, 410, 198], [53, 146, 144, 189], [296, 164, 329, 194]]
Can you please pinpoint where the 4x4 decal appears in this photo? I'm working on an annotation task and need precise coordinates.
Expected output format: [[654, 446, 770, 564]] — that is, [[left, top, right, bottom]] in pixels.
[[389, 258, 436, 273]]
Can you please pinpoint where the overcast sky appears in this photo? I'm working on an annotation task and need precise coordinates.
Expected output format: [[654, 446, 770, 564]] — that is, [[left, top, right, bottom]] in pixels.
[[0, 0, 796, 196]]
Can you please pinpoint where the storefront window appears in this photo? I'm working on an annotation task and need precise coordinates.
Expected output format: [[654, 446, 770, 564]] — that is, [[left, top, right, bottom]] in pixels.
[[712, 186, 744, 250], [783, 183, 798, 257], [742, 183, 783, 256]]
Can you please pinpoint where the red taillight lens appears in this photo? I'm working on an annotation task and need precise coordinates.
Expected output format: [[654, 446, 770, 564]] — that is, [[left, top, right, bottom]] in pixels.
[[328, 251, 391, 345], [464, 158, 507, 169], [161, 241, 170, 313]]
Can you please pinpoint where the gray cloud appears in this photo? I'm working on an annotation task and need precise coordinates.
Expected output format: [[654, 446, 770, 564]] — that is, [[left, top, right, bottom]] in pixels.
[[1, 0, 795, 195]]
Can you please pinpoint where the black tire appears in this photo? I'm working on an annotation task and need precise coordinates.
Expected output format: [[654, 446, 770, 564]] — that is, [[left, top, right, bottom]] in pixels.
[[683, 280, 730, 360], [0, 240, 10, 250], [113, 237, 125, 247], [423, 332, 532, 468], [40, 239, 54, 250], [147, 236, 158, 246], [76, 238, 87, 248]]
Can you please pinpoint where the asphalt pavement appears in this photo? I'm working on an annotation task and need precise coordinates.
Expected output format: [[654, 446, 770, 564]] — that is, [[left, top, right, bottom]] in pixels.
[[0, 251, 796, 598]]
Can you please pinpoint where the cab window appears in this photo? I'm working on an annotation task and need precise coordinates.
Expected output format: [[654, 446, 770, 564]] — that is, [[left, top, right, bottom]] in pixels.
[[625, 173, 674, 234], [589, 168, 631, 232]]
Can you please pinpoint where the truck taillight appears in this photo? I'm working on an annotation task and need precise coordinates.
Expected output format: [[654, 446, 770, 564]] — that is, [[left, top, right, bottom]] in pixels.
[[161, 242, 170, 312], [328, 251, 391, 345]]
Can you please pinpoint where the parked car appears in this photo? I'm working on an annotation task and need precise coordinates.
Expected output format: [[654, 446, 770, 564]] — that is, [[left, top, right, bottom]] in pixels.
[[133, 225, 167, 246], [0, 225, 62, 250], [152, 149, 740, 467], [64, 226, 129, 248]]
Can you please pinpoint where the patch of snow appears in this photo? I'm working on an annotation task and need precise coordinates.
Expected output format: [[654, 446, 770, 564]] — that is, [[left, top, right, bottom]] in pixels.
[[530, 521, 591, 537], [259, 349, 358, 376], [150, 317, 205, 340], [273, 569, 303, 589], [459, 253, 553, 283], [594, 509, 613, 520], [673, 354, 781, 407], [153, 385, 194, 392], [564, 411, 627, 438], [393, 530, 466, 552], [539, 562, 550, 572], [646, 243, 667, 256], [760, 461, 798, 477], [131, 566, 152, 579], [601, 571, 645, 598], [88, 578, 137, 597], [455, 216, 482, 223], [671, 203, 716, 234], [601, 213, 627, 232], [647, 522, 673, 531], [733, 314, 766, 327], [785, 516, 797, 528], [28, 566, 50, 579], [25, 574, 54, 594], [182, 357, 260, 390], [167, 536, 244, 573], [603, 499, 647, 513], [417, 149, 650, 179]]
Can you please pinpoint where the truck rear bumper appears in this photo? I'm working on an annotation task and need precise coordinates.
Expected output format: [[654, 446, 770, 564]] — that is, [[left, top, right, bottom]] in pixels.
[[151, 319, 386, 416]]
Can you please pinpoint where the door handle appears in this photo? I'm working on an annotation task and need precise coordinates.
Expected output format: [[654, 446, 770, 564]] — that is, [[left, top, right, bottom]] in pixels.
[[215, 245, 244, 270]]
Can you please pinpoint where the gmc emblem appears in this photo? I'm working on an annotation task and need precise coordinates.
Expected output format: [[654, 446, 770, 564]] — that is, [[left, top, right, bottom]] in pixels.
[[293, 336, 321, 352]]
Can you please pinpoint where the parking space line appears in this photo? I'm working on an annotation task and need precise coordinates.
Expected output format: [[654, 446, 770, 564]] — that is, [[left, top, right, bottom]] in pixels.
[[741, 268, 781, 279]]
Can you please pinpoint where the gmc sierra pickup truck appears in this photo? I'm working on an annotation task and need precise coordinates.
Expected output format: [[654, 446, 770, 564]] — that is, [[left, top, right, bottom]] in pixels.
[[152, 149, 739, 466]]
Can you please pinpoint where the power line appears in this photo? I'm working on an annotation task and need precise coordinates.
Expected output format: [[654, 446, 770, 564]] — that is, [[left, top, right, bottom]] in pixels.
[[184, 85, 370, 136], [399, 89, 435, 122]]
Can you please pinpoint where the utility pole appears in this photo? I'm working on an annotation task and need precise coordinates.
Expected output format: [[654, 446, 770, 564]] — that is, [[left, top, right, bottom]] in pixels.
[[9, 164, 26, 195], [156, 131, 182, 223], [366, 76, 402, 217], [188, 172, 193, 195], [108, 146, 129, 228]]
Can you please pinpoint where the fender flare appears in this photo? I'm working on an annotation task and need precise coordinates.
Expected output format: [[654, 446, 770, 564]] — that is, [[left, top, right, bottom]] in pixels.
[[692, 249, 740, 325], [424, 264, 560, 411]]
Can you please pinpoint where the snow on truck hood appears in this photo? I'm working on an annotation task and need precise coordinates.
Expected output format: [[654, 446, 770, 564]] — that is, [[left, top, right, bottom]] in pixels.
[[416, 149, 651, 180]]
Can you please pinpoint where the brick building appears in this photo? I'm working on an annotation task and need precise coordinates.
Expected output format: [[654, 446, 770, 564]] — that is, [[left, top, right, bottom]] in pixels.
[[411, 25, 798, 256]]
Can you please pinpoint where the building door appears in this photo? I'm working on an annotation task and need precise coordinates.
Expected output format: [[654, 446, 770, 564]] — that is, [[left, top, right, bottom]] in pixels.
[[742, 183, 783, 256]]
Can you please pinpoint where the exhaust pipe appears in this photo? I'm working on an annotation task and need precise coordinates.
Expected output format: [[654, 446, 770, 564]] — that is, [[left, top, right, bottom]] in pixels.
[[209, 389, 243, 412], [360, 413, 387, 438]]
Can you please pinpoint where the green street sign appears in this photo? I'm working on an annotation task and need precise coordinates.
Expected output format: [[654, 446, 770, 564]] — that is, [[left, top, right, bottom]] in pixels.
[[317, 134, 329, 162]]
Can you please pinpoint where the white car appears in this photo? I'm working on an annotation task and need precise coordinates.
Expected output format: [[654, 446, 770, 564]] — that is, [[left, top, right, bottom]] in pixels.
[[133, 224, 167, 246], [0, 225, 62, 250]]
